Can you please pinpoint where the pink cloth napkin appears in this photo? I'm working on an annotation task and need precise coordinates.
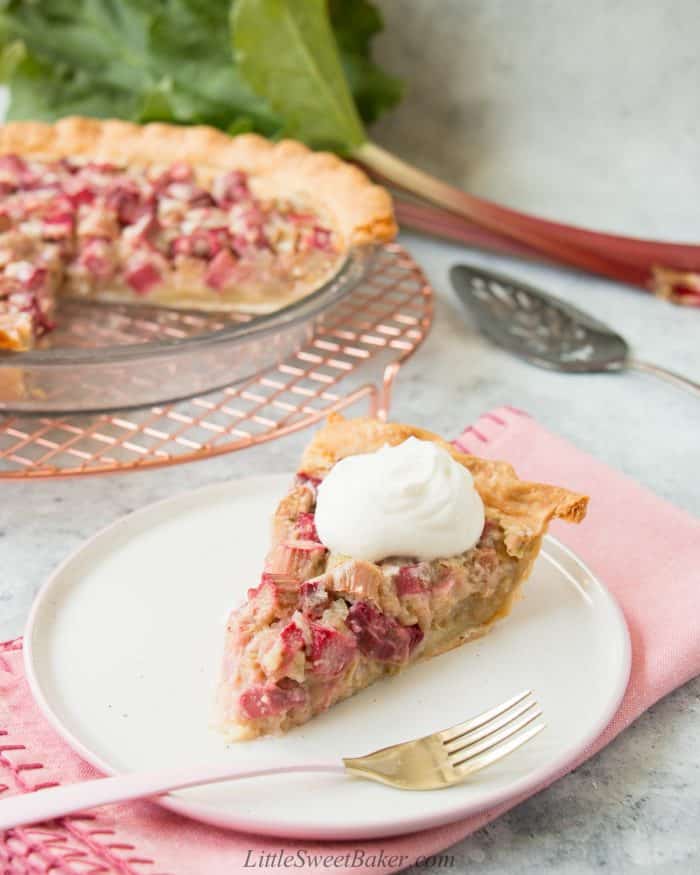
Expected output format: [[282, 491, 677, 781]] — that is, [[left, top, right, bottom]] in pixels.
[[2, 406, 699, 874]]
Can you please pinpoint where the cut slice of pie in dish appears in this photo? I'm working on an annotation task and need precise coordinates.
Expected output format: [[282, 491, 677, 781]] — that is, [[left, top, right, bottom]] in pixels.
[[0, 117, 395, 351], [215, 414, 588, 740]]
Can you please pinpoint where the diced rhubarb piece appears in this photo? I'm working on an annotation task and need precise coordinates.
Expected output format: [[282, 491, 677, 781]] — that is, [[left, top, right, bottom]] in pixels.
[[396, 564, 429, 597], [0, 154, 28, 188], [238, 680, 308, 720], [78, 238, 115, 279], [4, 276, 53, 336], [42, 203, 74, 240], [163, 182, 214, 207], [407, 624, 424, 652], [258, 571, 296, 588], [106, 181, 149, 225], [43, 194, 75, 216], [204, 248, 237, 290], [125, 261, 161, 295], [171, 229, 227, 259], [296, 471, 321, 495], [125, 211, 160, 245], [295, 512, 319, 543], [68, 187, 96, 208], [204, 228, 229, 254], [260, 619, 306, 680], [64, 178, 96, 208], [346, 601, 423, 664], [41, 213, 73, 240], [283, 541, 326, 557], [265, 620, 306, 675], [0, 154, 27, 173], [299, 580, 330, 617], [20, 266, 48, 291], [324, 560, 384, 605], [5, 260, 48, 290], [296, 471, 322, 489], [311, 226, 332, 250], [279, 620, 305, 651], [671, 284, 700, 304], [244, 579, 283, 623], [76, 204, 120, 239], [212, 170, 250, 205], [7, 289, 52, 336], [229, 234, 248, 255], [32, 298, 55, 334], [230, 204, 268, 251], [163, 162, 194, 184], [151, 163, 200, 198], [286, 210, 315, 224], [264, 541, 325, 581], [309, 623, 356, 678], [200, 229, 226, 255], [172, 234, 198, 258]]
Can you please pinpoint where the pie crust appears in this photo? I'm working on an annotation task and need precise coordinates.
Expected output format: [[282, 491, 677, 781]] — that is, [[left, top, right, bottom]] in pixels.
[[215, 414, 589, 739], [0, 117, 396, 351]]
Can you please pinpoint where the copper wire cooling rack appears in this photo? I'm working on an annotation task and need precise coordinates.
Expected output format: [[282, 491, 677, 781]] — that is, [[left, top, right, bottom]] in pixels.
[[0, 244, 433, 479]]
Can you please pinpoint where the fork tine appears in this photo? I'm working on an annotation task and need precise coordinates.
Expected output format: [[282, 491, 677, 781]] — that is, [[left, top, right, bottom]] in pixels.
[[452, 721, 547, 779], [442, 697, 538, 754], [438, 690, 532, 745], [448, 707, 543, 766]]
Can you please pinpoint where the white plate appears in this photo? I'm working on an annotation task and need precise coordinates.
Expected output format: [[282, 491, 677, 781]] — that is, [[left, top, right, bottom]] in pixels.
[[25, 475, 630, 840]]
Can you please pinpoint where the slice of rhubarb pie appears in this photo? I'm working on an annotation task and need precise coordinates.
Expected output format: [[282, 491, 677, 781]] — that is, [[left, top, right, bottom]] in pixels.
[[215, 414, 588, 739], [0, 117, 395, 351]]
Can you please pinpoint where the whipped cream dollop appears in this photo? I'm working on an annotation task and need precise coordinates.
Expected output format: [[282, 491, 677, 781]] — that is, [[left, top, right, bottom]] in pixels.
[[314, 437, 485, 562]]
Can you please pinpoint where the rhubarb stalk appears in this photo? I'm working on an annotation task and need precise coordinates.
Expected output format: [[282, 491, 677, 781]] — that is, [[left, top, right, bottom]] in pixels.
[[356, 141, 700, 306], [393, 197, 552, 264]]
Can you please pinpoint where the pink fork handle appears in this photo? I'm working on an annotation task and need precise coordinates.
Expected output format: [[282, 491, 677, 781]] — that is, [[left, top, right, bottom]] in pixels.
[[0, 761, 344, 831]]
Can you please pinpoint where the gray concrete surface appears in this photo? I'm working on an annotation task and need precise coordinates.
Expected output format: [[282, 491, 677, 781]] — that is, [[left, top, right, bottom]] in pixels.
[[374, 0, 700, 240]]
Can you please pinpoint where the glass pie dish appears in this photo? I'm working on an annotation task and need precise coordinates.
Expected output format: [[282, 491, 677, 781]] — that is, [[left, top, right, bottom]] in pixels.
[[0, 247, 375, 414]]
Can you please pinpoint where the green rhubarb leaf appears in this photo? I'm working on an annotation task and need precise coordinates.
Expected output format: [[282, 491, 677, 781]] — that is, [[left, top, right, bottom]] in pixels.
[[231, 0, 366, 152], [0, 0, 401, 150], [329, 0, 403, 124], [0, 0, 281, 130], [0, 37, 25, 82]]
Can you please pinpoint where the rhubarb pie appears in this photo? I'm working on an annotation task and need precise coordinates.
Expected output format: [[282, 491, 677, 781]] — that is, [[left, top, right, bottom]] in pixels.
[[0, 117, 395, 351], [215, 414, 588, 739]]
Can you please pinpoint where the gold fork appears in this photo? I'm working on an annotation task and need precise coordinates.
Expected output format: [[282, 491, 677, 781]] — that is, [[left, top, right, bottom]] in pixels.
[[0, 691, 544, 830], [344, 689, 545, 790]]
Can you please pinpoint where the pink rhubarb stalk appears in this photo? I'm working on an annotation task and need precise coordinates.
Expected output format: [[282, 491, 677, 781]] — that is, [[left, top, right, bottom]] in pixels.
[[356, 141, 700, 306]]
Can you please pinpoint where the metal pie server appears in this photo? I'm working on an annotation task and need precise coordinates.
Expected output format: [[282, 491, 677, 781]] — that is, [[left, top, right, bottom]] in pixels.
[[450, 263, 700, 397]]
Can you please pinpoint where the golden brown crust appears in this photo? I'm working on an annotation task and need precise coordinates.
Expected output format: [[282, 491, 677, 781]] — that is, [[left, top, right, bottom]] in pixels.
[[300, 414, 589, 558], [0, 117, 396, 249]]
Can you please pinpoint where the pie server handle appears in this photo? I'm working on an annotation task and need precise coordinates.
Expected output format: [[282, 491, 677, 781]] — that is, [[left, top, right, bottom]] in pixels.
[[627, 358, 700, 398]]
